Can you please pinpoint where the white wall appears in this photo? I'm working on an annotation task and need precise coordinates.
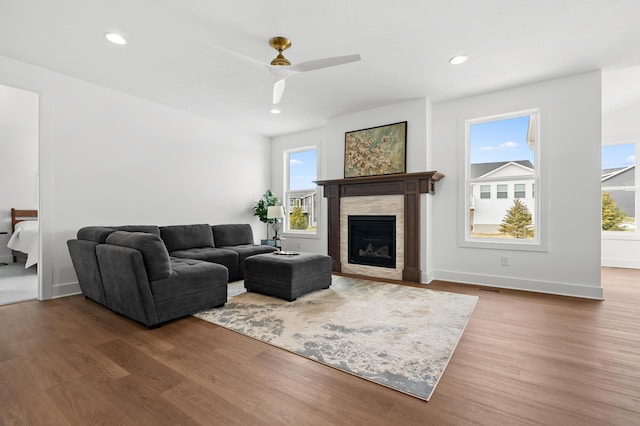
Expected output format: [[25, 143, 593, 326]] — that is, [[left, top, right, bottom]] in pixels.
[[0, 54, 270, 299], [271, 99, 433, 275], [602, 102, 640, 268], [0, 85, 39, 263], [432, 72, 603, 299]]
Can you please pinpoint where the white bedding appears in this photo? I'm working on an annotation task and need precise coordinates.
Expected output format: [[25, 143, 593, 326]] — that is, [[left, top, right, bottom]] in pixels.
[[7, 220, 39, 268]]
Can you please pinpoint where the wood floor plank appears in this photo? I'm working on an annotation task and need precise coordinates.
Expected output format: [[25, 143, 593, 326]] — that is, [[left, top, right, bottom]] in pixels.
[[0, 267, 638, 425]]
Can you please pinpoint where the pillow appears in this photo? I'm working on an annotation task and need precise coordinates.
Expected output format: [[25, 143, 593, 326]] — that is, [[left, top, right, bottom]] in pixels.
[[212, 224, 254, 247], [105, 231, 171, 281], [15, 220, 38, 232], [160, 224, 214, 252]]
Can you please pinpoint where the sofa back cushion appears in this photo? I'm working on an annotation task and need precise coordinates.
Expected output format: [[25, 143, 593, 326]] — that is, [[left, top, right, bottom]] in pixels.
[[105, 231, 171, 281], [111, 225, 160, 236], [77, 226, 116, 243], [212, 224, 254, 247], [160, 224, 214, 252]]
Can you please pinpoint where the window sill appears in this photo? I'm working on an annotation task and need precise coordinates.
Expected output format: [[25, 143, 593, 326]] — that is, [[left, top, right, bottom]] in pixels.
[[601, 232, 640, 241]]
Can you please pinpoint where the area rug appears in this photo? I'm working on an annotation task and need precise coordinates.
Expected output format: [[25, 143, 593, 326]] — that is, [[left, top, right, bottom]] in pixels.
[[194, 275, 478, 401]]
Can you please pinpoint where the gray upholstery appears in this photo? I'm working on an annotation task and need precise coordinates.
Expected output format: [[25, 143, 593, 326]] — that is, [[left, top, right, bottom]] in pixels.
[[244, 252, 332, 301], [160, 224, 214, 251], [212, 224, 277, 280], [105, 231, 171, 281], [169, 247, 240, 282], [77, 226, 116, 243], [212, 224, 254, 246], [67, 222, 277, 327], [67, 239, 109, 305], [94, 232, 228, 328]]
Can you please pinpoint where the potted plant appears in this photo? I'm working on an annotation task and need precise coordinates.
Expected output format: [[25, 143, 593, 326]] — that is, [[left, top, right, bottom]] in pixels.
[[253, 189, 280, 240]]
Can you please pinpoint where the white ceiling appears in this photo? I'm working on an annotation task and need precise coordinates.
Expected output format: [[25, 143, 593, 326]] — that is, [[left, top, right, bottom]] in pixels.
[[1, 0, 639, 137]]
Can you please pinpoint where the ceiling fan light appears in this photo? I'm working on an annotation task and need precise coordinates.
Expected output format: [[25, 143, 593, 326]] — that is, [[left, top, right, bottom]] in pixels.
[[449, 55, 469, 65], [105, 32, 127, 45]]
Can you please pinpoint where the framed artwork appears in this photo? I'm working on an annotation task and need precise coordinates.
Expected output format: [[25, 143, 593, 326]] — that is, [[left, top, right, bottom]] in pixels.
[[344, 121, 407, 178]]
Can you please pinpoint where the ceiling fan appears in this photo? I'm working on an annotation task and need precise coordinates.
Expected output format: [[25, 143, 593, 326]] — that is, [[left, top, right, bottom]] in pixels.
[[204, 36, 361, 108]]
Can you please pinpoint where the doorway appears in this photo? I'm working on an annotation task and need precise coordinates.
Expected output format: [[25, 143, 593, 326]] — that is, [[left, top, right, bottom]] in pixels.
[[0, 83, 39, 305]]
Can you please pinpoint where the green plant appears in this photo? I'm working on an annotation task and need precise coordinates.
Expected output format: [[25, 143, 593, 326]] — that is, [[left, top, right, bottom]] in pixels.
[[289, 206, 308, 230], [499, 199, 534, 238], [253, 190, 281, 236], [601, 191, 627, 231]]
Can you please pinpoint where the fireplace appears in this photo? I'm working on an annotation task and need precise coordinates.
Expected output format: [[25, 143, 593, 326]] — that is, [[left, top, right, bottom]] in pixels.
[[315, 171, 443, 282], [348, 215, 396, 268]]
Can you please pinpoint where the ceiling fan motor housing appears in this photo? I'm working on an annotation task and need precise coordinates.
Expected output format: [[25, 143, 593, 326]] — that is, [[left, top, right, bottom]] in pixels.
[[269, 36, 292, 66]]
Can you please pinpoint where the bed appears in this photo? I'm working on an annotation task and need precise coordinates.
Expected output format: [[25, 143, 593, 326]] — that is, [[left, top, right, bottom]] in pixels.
[[7, 208, 38, 268]]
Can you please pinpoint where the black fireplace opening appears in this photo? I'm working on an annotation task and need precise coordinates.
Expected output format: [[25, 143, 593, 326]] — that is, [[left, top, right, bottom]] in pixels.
[[348, 215, 396, 268]]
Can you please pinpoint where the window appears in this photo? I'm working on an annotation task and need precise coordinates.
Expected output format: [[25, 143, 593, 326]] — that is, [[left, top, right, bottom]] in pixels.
[[285, 147, 317, 235], [464, 109, 541, 249], [601, 143, 638, 236], [497, 184, 508, 199]]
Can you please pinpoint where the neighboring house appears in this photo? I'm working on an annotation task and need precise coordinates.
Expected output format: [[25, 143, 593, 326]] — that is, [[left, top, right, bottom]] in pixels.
[[601, 165, 636, 217], [469, 160, 535, 234], [288, 189, 317, 228]]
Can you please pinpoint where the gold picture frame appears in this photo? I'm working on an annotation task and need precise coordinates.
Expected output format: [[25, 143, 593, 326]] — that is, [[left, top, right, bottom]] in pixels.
[[344, 121, 407, 178]]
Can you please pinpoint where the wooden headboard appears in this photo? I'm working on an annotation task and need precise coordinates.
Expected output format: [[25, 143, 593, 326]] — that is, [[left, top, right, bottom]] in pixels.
[[11, 208, 38, 232]]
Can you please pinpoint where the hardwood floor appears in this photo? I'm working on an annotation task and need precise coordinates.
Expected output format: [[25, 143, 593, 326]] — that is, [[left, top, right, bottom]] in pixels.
[[1, 268, 639, 425]]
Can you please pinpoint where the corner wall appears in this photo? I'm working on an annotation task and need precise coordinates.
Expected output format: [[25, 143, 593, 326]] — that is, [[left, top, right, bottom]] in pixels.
[[431, 72, 603, 299], [0, 54, 270, 299]]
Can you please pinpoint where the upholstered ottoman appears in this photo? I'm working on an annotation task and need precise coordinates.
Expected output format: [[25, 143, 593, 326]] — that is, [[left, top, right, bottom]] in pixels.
[[244, 252, 332, 301]]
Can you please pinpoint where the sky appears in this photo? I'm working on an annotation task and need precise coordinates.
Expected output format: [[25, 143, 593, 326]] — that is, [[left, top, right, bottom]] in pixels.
[[602, 143, 637, 169], [469, 115, 535, 165], [289, 148, 317, 190]]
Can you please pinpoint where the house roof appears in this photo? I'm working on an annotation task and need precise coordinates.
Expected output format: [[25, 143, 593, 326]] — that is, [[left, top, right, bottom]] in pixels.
[[470, 160, 534, 179], [601, 164, 635, 182]]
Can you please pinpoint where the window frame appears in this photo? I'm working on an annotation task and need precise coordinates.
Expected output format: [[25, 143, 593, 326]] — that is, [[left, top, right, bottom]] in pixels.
[[514, 183, 526, 199], [459, 108, 546, 251], [282, 145, 319, 238]]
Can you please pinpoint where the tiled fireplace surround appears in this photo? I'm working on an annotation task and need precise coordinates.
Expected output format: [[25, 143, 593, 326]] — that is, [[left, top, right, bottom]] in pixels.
[[316, 172, 443, 282]]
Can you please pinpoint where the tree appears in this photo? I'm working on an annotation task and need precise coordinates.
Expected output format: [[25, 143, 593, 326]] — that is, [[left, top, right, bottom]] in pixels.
[[289, 206, 308, 230], [499, 199, 534, 238], [601, 191, 627, 231]]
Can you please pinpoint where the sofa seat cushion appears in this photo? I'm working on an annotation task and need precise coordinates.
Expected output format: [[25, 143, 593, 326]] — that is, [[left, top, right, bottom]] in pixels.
[[222, 244, 278, 278], [105, 231, 172, 281], [151, 259, 228, 303], [212, 224, 254, 247], [170, 247, 240, 282], [160, 224, 214, 252]]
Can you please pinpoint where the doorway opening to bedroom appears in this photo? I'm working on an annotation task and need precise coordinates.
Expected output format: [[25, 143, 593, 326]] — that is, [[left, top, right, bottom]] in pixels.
[[0, 83, 39, 306]]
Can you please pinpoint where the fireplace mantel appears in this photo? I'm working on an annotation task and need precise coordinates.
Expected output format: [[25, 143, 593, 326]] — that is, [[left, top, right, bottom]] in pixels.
[[315, 171, 444, 282]]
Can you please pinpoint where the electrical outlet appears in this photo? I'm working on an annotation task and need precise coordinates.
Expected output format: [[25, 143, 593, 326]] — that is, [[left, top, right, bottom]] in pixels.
[[501, 256, 510, 266]]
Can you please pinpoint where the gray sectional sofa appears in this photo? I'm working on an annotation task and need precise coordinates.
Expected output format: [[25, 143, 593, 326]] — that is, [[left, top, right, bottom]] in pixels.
[[67, 223, 277, 328]]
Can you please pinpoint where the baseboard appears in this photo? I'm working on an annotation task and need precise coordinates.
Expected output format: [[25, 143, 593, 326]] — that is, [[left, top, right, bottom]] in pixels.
[[601, 258, 640, 269], [432, 269, 604, 300], [422, 269, 435, 284], [52, 281, 81, 299]]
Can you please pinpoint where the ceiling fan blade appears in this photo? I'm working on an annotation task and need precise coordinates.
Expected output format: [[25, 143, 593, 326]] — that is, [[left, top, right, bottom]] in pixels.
[[273, 79, 286, 104], [288, 54, 361, 73], [201, 40, 267, 69]]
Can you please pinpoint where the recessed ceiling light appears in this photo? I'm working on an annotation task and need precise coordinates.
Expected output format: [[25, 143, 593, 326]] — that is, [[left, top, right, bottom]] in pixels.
[[449, 55, 469, 65], [270, 107, 281, 114], [105, 32, 127, 45]]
